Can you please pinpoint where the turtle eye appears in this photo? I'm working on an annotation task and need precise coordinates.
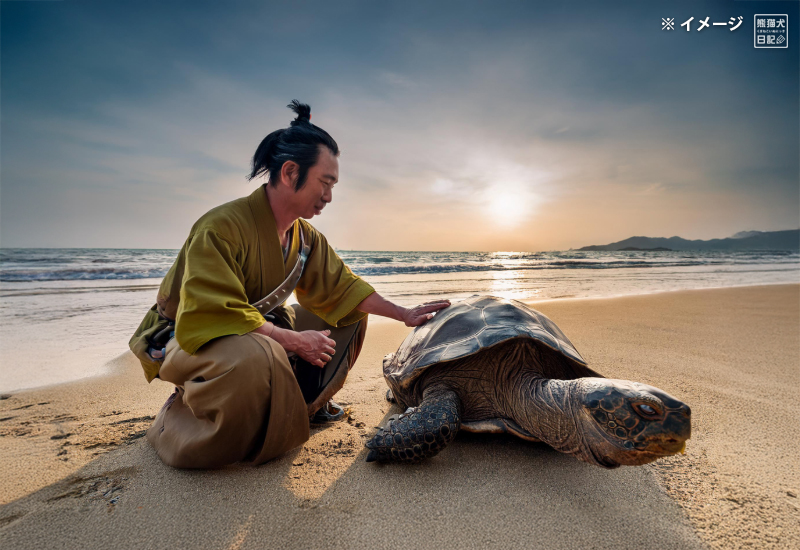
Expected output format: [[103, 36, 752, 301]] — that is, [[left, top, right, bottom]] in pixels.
[[634, 403, 661, 418]]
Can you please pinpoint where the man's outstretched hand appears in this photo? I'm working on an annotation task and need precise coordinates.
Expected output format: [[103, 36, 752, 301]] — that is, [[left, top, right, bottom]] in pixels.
[[402, 299, 451, 327], [356, 292, 451, 327]]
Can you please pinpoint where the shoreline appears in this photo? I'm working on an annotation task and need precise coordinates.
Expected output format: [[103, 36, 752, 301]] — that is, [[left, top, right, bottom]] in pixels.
[[2, 281, 796, 394], [1, 284, 798, 549], [0, 350, 133, 397], [526, 280, 799, 304]]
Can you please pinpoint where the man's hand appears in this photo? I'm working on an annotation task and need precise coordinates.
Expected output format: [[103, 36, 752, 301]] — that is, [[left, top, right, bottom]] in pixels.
[[357, 292, 451, 327], [401, 299, 451, 327], [290, 329, 337, 367], [255, 323, 336, 368]]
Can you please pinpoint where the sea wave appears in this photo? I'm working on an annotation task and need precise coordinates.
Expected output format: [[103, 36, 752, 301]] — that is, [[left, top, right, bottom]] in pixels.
[[0, 268, 170, 282], [1, 248, 798, 282]]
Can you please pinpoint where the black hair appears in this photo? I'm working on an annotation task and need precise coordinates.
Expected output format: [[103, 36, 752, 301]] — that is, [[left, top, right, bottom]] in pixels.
[[248, 100, 340, 191]]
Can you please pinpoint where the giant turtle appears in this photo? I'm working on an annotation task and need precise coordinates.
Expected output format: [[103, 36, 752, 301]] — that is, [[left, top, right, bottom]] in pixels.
[[365, 295, 691, 468]]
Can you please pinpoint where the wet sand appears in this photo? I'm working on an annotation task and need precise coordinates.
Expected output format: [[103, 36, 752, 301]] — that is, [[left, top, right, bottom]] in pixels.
[[0, 284, 797, 549]]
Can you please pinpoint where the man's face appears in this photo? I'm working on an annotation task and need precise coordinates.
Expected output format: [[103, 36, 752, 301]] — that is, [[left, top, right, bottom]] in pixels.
[[294, 145, 338, 219]]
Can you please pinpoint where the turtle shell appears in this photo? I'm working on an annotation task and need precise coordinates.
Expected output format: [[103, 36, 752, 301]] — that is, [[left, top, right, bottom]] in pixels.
[[384, 295, 600, 402]]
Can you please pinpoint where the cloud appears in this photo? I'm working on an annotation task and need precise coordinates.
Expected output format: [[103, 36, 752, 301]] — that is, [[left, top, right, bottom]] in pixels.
[[376, 71, 417, 90], [1, 1, 797, 249]]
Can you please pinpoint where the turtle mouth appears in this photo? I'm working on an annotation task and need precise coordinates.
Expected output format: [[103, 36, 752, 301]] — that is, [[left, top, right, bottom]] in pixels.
[[589, 447, 620, 469], [583, 414, 688, 466], [622, 439, 688, 463], [648, 438, 688, 456], [596, 441, 687, 467]]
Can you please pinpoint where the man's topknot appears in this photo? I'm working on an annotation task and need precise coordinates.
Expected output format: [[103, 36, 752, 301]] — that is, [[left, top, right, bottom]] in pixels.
[[288, 100, 311, 126], [248, 99, 339, 190]]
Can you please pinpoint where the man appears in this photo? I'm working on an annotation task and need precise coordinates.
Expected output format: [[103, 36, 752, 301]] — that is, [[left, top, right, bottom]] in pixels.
[[129, 100, 449, 469]]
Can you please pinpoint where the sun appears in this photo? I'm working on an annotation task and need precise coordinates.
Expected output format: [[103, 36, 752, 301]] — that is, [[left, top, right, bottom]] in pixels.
[[486, 190, 530, 227]]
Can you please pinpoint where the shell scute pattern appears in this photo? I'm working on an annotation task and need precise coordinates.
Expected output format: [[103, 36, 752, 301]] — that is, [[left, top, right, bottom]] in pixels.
[[416, 348, 445, 370], [533, 313, 571, 345], [483, 302, 533, 328], [385, 296, 591, 406], [469, 295, 498, 308], [477, 326, 520, 346], [440, 337, 482, 361]]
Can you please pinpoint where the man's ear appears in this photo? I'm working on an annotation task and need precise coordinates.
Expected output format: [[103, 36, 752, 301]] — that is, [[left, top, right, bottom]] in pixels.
[[280, 160, 299, 189]]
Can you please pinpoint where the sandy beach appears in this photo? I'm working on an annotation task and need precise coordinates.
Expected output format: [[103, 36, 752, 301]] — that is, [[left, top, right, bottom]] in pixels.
[[0, 284, 797, 549]]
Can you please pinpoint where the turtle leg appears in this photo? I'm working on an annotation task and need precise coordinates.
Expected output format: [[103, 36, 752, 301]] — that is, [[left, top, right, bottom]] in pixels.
[[365, 387, 461, 463], [385, 388, 397, 404]]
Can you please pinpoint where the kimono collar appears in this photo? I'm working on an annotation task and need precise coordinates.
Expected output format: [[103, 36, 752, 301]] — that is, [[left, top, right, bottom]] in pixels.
[[247, 184, 301, 295]]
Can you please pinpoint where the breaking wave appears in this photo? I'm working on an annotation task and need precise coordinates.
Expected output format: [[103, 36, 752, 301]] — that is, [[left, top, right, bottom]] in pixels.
[[1, 248, 798, 282]]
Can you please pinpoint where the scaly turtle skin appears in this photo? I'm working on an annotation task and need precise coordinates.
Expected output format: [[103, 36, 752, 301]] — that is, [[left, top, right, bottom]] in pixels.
[[365, 295, 691, 468]]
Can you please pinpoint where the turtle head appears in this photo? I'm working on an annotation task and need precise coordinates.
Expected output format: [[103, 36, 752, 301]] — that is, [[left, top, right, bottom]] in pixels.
[[574, 378, 691, 468]]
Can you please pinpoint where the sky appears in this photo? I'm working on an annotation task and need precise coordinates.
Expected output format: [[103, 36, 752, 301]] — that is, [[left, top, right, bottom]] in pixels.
[[1, 0, 798, 251]]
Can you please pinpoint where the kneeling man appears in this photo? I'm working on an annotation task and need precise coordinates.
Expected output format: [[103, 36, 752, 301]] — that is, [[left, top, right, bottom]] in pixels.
[[129, 101, 449, 468]]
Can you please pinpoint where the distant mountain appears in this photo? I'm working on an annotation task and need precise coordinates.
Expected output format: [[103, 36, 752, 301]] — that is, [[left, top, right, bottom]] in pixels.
[[730, 230, 766, 239], [618, 246, 673, 251], [578, 229, 799, 251]]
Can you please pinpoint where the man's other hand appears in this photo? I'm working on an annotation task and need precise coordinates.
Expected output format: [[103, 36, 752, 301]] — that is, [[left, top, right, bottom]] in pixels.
[[262, 323, 337, 368], [292, 329, 337, 367], [402, 300, 451, 327]]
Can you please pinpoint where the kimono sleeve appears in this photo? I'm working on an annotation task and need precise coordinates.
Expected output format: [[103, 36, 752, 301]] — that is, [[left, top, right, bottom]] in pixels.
[[295, 229, 375, 327], [175, 229, 265, 354]]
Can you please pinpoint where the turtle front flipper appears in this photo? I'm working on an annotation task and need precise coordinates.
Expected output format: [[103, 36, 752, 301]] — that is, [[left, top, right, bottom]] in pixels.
[[365, 388, 461, 463]]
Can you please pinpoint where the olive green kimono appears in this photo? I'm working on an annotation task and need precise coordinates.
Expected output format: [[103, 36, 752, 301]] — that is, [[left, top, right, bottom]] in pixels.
[[129, 185, 375, 468]]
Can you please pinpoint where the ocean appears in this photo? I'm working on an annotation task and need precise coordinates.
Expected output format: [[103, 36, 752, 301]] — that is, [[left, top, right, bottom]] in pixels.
[[1, 248, 798, 392]]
